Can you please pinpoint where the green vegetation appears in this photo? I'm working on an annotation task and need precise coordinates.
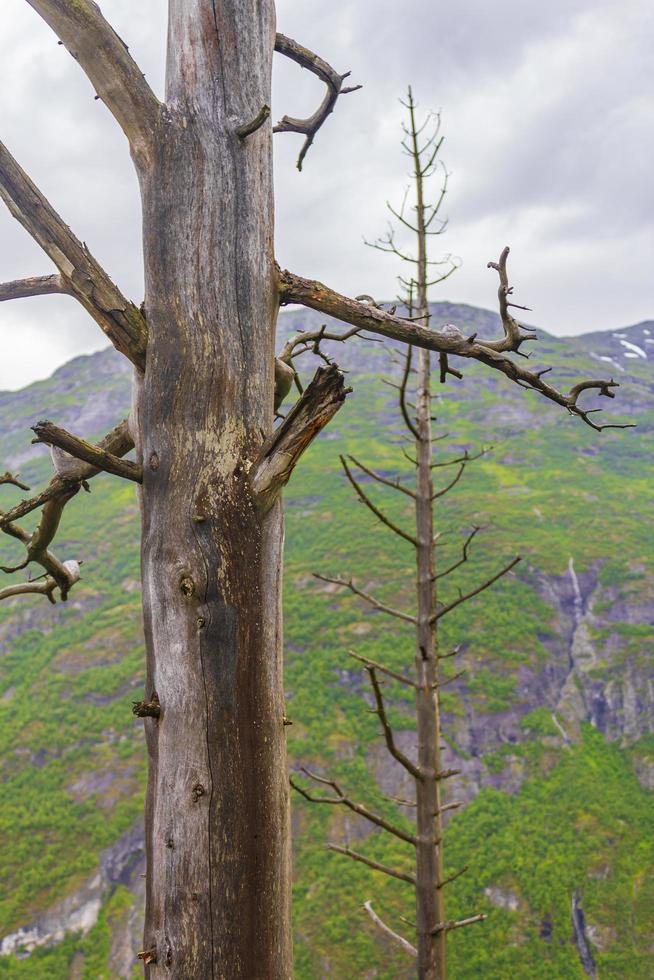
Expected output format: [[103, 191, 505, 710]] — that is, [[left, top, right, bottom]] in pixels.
[[0, 317, 652, 977]]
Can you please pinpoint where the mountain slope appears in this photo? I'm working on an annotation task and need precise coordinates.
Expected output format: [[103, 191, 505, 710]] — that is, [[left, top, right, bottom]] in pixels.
[[0, 305, 652, 978]]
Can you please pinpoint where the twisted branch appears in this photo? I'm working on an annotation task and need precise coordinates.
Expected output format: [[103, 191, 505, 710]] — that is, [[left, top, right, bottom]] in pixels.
[[274, 33, 361, 170]]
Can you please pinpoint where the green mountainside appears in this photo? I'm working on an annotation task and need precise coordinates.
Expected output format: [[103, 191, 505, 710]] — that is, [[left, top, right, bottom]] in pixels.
[[0, 304, 652, 978]]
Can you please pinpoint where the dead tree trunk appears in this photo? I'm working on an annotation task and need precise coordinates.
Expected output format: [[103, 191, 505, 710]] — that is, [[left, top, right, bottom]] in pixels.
[[137, 5, 289, 976], [411, 129, 446, 979]]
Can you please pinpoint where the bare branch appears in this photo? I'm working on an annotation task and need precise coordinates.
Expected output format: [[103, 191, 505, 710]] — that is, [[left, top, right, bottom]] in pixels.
[[341, 456, 417, 546], [0, 274, 69, 302], [26, 0, 160, 165], [431, 463, 465, 500], [0, 577, 59, 604], [438, 352, 462, 384], [314, 573, 417, 624], [430, 448, 490, 469], [348, 650, 416, 688], [278, 266, 633, 431], [438, 801, 462, 814], [433, 526, 481, 581], [484, 247, 536, 353], [0, 420, 134, 530], [274, 33, 361, 170], [0, 472, 30, 491], [32, 420, 143, 483], [1, 500, 81, 602], [291, 769, 417, 846], [432, 556, 521, 623], [278, 322, 368, 368], [0, 141, 147, 369], [346, 454, 416, 499], [366, 666, 422, 778], [431, 914, 487, 935], [363, 901, 417, 958], [251, 365, 350, 513], [438, 866, 469, 889], [327, 845, 416, 885]]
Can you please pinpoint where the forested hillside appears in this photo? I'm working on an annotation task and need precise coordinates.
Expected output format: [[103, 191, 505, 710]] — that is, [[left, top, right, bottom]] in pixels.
[[0, 303, 652, 978]]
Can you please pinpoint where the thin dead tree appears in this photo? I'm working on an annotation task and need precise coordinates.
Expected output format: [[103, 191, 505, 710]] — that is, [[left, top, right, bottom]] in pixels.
[[0, 7, 630, 978], [291, 91, 526, 980]]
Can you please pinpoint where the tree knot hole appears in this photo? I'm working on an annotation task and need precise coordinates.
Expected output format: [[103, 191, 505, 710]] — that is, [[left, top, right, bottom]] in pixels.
[[148, 451, 159, 471], [192, 782, 205, 802], [180, 575, 195, 598]]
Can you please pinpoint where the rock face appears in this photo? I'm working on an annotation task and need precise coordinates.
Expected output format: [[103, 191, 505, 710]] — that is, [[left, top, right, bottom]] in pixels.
[[0, 822, 144, 961], [571, 890, 597, 979]]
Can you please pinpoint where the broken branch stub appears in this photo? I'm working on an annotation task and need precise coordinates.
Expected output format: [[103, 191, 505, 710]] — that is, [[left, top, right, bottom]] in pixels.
[[251, 364, 350, 513]]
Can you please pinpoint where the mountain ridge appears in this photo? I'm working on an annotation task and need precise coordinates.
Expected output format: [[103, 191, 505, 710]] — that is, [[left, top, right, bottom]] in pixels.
[[0, 301, 652, 977]]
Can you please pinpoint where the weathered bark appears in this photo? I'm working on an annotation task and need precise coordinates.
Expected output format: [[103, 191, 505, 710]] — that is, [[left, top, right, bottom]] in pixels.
[[135, 3, 290, 976]]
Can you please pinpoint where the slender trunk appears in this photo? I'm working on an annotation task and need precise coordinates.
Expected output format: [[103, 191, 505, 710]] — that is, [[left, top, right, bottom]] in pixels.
[[135, 3, 291, 975], [411, 99, 446, 980]]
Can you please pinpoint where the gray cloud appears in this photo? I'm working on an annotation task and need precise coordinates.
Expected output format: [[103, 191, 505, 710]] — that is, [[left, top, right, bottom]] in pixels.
[[1, 0, 651, 389]]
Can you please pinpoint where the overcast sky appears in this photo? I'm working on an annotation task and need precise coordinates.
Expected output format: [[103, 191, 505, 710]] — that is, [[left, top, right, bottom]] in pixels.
[[1, 0, 652, 389]]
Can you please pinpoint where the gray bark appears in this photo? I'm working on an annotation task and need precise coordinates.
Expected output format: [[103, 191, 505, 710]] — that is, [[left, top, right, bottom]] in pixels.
[[136, 3, 291, 975]]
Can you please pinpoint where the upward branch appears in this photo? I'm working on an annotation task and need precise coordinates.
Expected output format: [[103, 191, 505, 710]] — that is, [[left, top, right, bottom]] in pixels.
[[0, 141, 147, 369], [26, 0, 160, 166]]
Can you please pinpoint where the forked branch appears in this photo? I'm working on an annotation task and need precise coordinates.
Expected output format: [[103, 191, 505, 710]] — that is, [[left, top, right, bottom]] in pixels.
[[278, 265, 633, 431], [274, 33, 361, 170], [432, 556, 521, 622], [484, 247, 536, 353], [0, 420, 134, 530], [0, 472, 30, 491]]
